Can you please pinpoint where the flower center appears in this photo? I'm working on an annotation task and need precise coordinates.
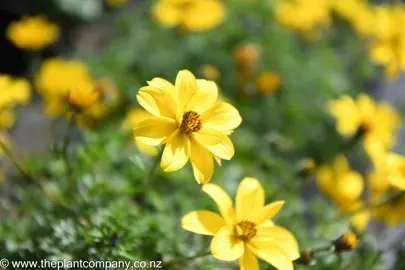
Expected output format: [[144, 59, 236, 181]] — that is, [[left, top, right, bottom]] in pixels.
[[180, 111, 202, 134], [235, 220, 257, 242]]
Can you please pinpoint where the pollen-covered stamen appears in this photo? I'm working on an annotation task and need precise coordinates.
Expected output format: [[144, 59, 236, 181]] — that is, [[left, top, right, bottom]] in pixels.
[[180, 111, 202, 134], [235, 220, 257, 242]]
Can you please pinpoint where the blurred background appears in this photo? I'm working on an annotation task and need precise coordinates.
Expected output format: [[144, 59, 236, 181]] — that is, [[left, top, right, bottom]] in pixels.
[[1, 0, 405, 269]]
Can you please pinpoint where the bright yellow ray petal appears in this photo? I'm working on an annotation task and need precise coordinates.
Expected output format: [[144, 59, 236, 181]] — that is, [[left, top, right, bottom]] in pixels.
[[252, 201, 285, 225], [202, 183, 236, 224], [190, 139, 214, 184], [147, 77, 176, 99], [175, 70, 198, 111], [136, 86, 177, 119], [251, 244, 293, 270], [193, 129, 234, 160], [211, 227, 244, 261], [160, 130, 190, 172], [250, 225, 299, 260], [202, 102, 242, 133], [239, 247, 259, 270], [235, 177, 265, 222], [184, 79, 218, 113], [133, 117, 177, 146], [182, 210, 226, 236]]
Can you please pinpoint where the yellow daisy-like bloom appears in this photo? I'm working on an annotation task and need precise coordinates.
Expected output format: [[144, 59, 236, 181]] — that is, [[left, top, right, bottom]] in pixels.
[[328, 94, 401, 160], [332, 0, 375, 37], [68, 83, 101, 110], [6, 15, 59, 50], [182, 177, 299, 270], [0, 75, 31, 130], [275, 0, 331, 36], [316, 154, 364, 206], [122, 108, 158, 156], [152, 0, 226, 32], [367, 151, 405, 225], [134, 70, 242, 184], [105, 0, 129, 7], [256, 72, 280, 95], [368, 5, 405, 79]]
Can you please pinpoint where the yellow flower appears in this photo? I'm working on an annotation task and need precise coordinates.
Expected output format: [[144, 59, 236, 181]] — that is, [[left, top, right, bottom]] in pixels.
[[0, 75, 31, 108], [275, 0, 331, 36], [122, 108, 158, 156], [334, 232, 358, 252], [332, 0, 374, 37], [368, 5, 405, 79], [328, 94, 401, 159], [0, 75, 31, 130], [133, 70, 242, 184], [182, 177, 299, 270], [68, 83, 100, 110], [152, 0, 226, 31], [6, 15, 59, 50], [200, 65, 221, 82], [255, 72, 280, 95], [105, 0, 129, 7], [316, 154, 363, 206], [234, 44, 261, 69]]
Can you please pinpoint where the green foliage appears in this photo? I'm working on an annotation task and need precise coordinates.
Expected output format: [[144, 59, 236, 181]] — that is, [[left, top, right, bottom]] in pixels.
[[0, 0, 397, 269]]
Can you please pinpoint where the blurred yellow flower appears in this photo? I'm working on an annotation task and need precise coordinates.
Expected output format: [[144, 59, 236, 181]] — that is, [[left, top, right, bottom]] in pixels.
[[6, 15, 59, 50], [152, 0, 226, 31], [256, 72, 280, 95], [68, 84, 101, 110], [0, 75, 31, 130], [200, 65, 221, 82], [105, 0, 129, 7], [35, 58, 116, 128], [334, 232, 358, 252], [316, 154, 364, 206], [133, 70, 242, 184], [368, 5, 405, 79], [182, 177, 299, 270], [234, 44, 261, 69], [275, 0, 331, 36], [332, 0, 374, 37], [328, 94, 401, 160], [122, 108, 158, 156]]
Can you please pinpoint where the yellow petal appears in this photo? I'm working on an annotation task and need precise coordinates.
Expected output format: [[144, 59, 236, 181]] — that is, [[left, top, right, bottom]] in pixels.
[[235, 177, 265, 222], [0, 109, 16, 129], [175, 70, 198, 111], [336, 171, 364, 201], [182, 210, 226, 235], [211, 227, 244, 261], [160, 130, 190, 172], [184, 79, 218, 113], [202, 183, 236, 224], [190, 139, 214, 184], [147, 77, 176, 100], [202, 102, 242, 133], [135, 139, 158, 156], [133, 117, 177, 146], [137, 86, 177, 119], [250, 225, 299, 260], [193, 129, 234, 160], [251, 201, 285, 225], [251, 244, 293, 270], [369, 42, 393, 64], [239, 247, 259, 270]]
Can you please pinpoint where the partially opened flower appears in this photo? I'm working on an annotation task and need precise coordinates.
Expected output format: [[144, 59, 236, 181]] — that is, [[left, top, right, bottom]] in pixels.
[[182, 177, 299, 270], [133, 70, 242, 184]]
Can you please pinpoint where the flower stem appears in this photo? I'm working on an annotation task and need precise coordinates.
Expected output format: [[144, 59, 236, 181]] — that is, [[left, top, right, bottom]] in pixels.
[[143, 147, 163, 195], [161, 251, 211, 267], [0, 138, 36, 185], [62, 113, 75, 179]]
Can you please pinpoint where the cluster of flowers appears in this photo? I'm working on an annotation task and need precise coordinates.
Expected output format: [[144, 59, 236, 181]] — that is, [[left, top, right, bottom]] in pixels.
[[316, 94, 405, 229], [276, 0, 405, 79]]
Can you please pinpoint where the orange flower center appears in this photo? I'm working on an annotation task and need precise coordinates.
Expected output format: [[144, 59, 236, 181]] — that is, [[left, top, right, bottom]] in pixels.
[[180, 111, 202, 134], [235, 220, 257, 242]]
